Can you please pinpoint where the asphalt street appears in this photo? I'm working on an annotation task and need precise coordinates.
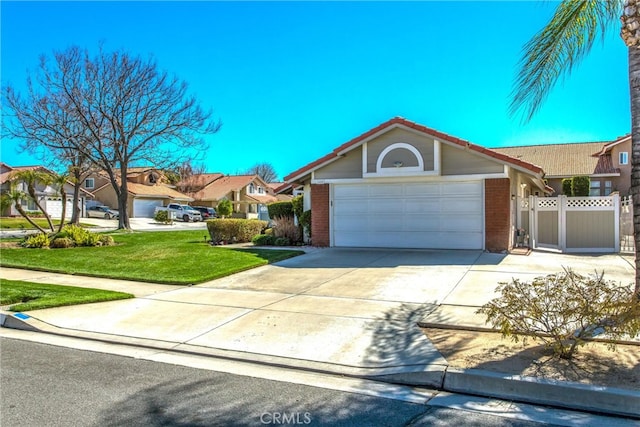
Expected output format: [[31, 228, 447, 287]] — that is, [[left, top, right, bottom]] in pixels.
[[3, 337, 635, 427]]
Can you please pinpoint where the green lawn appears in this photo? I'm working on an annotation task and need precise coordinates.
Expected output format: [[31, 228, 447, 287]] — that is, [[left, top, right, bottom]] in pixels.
[[0, 279, 133, 311], [0, 230, 303, 285], [0, 217, 90, 230]]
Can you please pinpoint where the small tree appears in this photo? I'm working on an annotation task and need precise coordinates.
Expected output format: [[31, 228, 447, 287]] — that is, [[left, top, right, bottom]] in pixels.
[[571, 176, 590, 197], [0, 183, 48, 233], [216, 199, 232, 218], [477, 268, 640, 359], [561, 178, 573, 196], [245, 162, 278, 183]]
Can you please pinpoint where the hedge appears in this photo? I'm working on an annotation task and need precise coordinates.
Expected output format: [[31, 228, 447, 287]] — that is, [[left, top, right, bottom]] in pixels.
[[207, 219, 268, 244], [561, 178, 572, 196], [267, 201, 293, 219], [571, 176, 590, 197]]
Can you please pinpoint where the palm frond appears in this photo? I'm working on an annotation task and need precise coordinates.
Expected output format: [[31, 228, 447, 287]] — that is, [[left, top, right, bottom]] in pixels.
[[510, 0, 622, 123]]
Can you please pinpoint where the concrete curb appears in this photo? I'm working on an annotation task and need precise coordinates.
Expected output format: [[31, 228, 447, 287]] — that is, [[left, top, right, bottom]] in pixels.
[[443, 367, 640, 419], [2, 311, 639, 419]]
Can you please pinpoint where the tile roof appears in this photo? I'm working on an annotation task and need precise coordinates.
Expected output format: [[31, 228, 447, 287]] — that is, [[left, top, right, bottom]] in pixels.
[[492, 142, 608, 177], [284, 117, 544, 182], [176, 173, 224, 191], [191, 175, 260, 201], [123, 183, 193, 200]]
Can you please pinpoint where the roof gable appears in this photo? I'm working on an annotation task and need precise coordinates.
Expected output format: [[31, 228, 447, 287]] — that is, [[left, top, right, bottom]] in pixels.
[[284, 117, 543, 182]]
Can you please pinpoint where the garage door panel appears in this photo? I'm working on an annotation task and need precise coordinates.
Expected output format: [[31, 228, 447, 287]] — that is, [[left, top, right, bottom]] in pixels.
[[133, 199, 163, 218], [405, 200, 440, 214], [405, 183, 440, 196], [332, 181, 484, 249]]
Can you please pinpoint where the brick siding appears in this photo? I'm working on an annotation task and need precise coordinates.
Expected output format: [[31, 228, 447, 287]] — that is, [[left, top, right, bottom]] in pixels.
[[311, 184, 330, 247], [485, 178, 511, 252]]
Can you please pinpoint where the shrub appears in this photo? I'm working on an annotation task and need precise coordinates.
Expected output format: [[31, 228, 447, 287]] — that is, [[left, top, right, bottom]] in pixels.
[[216, 199, 233, 218], [274, 237, 291, 246], [264, 228, 273, 236], [291, 195, 304, 219], [571, 176, 590, 197], [268, 201, 293, 219], [22, 233, 50, 248], [50, 237, 74, 249], [154, 209, 172, 224], [57, 225, 105, 247], [477, 268, 640, 359], [561, 178, 573, 196], [299, 210, 311, 238], [271, 216, 300, 242], [207, 219, 267, 244], [99, 235, 115, 246], [252, 234, 274, 246]]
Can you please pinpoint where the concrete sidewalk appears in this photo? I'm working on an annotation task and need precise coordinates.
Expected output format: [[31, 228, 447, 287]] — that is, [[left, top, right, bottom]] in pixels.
[[1, 248, 638, 418]]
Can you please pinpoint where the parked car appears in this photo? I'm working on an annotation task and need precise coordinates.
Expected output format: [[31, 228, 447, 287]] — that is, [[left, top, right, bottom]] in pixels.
[[87, 205, 119, 219], [155, 203, 202, 222], [191, 206, 217, 219]]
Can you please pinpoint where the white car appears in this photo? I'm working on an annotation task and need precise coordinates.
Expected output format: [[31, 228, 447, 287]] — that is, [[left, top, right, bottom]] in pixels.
[[87, 205, 119, 219]]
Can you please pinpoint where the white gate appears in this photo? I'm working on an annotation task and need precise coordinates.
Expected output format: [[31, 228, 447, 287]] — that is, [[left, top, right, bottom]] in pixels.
[[528, 195, 620, 253]]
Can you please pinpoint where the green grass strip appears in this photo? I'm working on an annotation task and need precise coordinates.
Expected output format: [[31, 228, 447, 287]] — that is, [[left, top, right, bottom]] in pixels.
[[0, 230, 304, 285], [0, 279, 133, 311]]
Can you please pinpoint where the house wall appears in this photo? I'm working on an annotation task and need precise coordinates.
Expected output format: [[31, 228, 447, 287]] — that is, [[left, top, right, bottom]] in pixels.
[[366, 128, 435, 173], [93, 186, 120, 211], [609, 140, 631, 195], [485, 178, 511, 251], [311, 184, 330, 246], [441, 145, 504, 175], [315, 147, 363, 179]]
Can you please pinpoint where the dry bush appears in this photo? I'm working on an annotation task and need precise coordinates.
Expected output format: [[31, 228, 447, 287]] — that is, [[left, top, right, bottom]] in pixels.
[[477, 268, 640, 359]]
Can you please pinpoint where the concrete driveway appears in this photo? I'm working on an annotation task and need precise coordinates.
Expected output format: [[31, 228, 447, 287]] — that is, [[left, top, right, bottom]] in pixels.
[[1, 248, 635, 381]]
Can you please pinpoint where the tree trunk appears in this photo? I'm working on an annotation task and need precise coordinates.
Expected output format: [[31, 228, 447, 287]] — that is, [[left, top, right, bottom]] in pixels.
[[629, 46, 640, 297], [27, 183, 54, 232], [57, 186, 67, 233], [14, 202, 47, 234], [70, 170, 82, 225], [117, 165, 131, 230]]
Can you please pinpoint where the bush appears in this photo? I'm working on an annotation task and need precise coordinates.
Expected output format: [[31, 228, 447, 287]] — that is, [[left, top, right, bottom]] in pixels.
[[56, 225, 106, 247], [268, 201, 293, 219], [477, 268, 640, 359], [571, 176, 590, 197], [99, 235, 115, 246], [274, 237, 291, 246], [154, 210, 172, 224], [561, 178, 572, 196], [264, 228, 273, 236], [22, 233, 50, 248], [216, 199, 233, 218], [291, 195, 304, 219], [50, 237, 74, 249], [252, 234, 274, 246], [271, 216, 300, 242], [299, 210, 311, 238], [207, 219, 267, 244]]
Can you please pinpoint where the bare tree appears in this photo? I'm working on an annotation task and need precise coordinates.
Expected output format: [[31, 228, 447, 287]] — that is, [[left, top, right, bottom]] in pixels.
[[3, 45, 220, 229], [246, 162, 279, 183]]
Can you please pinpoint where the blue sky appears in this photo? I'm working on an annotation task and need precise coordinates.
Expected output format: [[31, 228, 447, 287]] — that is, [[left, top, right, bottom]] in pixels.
[[1, 1, 630, 180]]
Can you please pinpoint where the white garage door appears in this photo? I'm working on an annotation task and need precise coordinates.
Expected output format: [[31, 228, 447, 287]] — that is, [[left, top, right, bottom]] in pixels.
[[46, 198, 74, 219], [332, 181, 483, 249], [133, 199, 164, 218]]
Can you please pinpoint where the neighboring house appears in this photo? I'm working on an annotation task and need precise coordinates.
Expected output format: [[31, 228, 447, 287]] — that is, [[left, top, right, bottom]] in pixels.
[[0, 162, 92, 219], [282, 117, 549, 251], [85, 167, 193, 218], [493, 134, 631, 196], [178, 174, 290, 219]]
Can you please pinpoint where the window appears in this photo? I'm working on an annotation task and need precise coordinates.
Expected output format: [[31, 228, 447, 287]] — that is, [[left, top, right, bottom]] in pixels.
[[84, 178, 95, 189], [604, 180, 613, 196], [620, 152, 629, 165], [589, 181, 601, 196], [258, 186, 264, 194], [26, 198, 37, 211], [248, 183, 255, 194]]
